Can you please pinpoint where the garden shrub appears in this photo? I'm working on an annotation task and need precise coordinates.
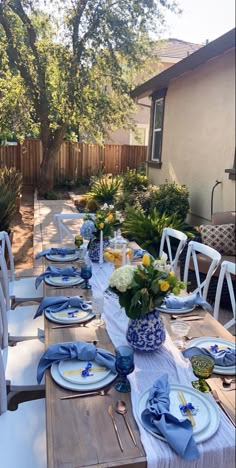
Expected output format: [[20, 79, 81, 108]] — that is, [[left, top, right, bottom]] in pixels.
[[121, 169, 148, 193], [88, 175, 121, 204], [151, 181, 190, 221]]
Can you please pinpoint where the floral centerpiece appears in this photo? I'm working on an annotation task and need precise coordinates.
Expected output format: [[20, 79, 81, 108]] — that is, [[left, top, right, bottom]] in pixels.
[[109, 252, 186, 352], [80, 204, 124, 262]]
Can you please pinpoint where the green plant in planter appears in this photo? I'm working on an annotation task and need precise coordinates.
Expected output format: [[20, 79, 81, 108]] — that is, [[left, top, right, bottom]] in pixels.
[[121, 169, 148, 193], [88, 176, 121, 204], [0, 167, 23, 198], [122, 207, 196, 257], [152, 181, 190, 221], [0, 184, 16, 232]]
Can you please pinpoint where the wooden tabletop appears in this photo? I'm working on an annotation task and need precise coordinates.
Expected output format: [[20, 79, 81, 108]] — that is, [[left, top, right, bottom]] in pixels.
[[43, 256, 235, 468]]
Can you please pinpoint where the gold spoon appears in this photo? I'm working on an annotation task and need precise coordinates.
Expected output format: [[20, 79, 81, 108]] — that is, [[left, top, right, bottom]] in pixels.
[[115, 400, 137, 446]]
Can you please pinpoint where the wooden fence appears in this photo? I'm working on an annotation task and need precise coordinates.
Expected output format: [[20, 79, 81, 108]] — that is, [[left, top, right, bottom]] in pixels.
[[0, 139, 147, 185]]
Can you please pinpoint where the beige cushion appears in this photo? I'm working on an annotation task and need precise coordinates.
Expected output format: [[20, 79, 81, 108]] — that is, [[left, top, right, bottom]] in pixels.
[[199, 223, 235, 256]]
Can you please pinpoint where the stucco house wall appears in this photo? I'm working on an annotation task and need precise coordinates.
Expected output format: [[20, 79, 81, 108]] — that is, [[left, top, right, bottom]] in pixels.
[[148, 48, 235, 223]]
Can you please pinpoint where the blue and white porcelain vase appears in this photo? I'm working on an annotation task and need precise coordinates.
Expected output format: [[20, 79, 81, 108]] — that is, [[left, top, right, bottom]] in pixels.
[[126, 308, 166, 352], [88, 239, 109, 263]]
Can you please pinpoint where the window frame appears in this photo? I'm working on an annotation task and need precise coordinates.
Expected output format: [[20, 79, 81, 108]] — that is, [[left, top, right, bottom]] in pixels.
[[150, 88, 167, 164]]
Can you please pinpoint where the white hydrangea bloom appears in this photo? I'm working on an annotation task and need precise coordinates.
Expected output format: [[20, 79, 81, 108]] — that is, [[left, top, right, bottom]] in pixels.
[[160, 252, 168, 265], [109, 265, 135, 292], [101, 203, 108, 210]]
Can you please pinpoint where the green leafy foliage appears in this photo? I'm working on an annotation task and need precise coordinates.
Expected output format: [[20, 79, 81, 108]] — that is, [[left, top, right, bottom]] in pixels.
[[109, 257, 186, 319], [0, 167, 23, 197], [122, 169, 148, 193], [0, 183, 16, 232], [88, 176, 121, 204], [122, 208, 196, 257], [151, 182, 190, 221]]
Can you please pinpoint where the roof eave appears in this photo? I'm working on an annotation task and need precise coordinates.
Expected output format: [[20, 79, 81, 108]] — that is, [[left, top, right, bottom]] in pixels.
[[131, 28, 236, 100]]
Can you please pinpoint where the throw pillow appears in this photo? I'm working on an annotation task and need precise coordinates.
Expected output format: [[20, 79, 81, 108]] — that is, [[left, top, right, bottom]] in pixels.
[[199, 223, 235, 255]]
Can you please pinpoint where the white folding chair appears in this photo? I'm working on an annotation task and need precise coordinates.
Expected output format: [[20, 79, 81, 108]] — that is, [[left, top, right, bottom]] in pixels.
[[0, 349, 46, 468], [214, 261, 236, 330], [54, 213, 95, 243], [0, 247, 44, 341], [0, 282, 45, 390], [0, 231, 44, 308], [183, 241, 222, 300], [159, 227, 188, 274]]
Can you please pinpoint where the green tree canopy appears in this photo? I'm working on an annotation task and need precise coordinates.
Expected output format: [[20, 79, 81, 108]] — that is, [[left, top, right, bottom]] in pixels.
[[0, 0, 179, 193]]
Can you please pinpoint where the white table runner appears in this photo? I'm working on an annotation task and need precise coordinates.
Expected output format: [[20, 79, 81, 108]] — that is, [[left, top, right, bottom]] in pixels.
[[91, 263, 235, 468]]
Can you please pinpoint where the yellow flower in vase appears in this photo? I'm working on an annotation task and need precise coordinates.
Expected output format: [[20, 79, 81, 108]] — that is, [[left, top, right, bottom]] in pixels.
[[106, 213, 114, 222], [159, 280, 170, 292], [142, 253, 151, 267], [99, 222, 104, 229]]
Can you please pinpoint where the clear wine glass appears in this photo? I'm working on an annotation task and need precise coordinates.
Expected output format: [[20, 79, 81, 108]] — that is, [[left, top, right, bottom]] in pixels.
[[80, 265, 92, 289], [170, 321, 190, 350], [92, 291, 104, 326], [115, 345, 134, 393]]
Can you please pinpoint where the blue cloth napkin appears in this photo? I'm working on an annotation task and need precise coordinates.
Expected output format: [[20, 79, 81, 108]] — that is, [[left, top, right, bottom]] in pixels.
[[133, 248, 147, 258], [35, 266, 81, 289], [163, 292, 212, 312], [183, 346, 236, 367], [34, 296, 92, 318], [37, 341, 116, 383], [35, 248, 77, 259], [141, 374, 199, 461]]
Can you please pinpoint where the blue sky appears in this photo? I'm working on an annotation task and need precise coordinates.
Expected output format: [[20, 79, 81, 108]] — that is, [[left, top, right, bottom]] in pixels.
[[164, 0, 235, 44]]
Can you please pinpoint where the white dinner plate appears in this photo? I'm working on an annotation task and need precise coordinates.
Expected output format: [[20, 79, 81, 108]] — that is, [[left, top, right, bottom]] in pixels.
[[136, 383, 220, 444], [46, 253, 80, 262], [44, 309, 95, 324], [157, 304, 195, 314], [186, 337, 236, 375], [44, 275, 84, 287], [58, 359, 111, 384], [51, 361, 117, 391]]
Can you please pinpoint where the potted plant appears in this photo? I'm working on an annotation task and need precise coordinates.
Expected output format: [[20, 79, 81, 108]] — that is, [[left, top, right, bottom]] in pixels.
[[109, 253, 185, 352]]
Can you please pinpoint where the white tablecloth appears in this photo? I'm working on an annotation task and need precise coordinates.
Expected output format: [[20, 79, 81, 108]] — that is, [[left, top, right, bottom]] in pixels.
[[91, 263, 235, 468]]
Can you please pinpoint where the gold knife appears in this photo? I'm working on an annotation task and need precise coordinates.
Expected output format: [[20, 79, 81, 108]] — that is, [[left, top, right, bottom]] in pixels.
[[178, 391, 196, 427], [170, 316, 203, 322]]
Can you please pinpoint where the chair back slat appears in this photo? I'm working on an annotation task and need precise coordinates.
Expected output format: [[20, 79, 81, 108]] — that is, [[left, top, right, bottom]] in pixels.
[[159, 227, 188, 274], [0, 231, 15, 281], [0, 349, 7, 415], [0, 247, 11, 310], [183, 241, 221, 300], [214, 261, 236, 329], [0, 281, 9, 350], [54, 213, 95, 243]]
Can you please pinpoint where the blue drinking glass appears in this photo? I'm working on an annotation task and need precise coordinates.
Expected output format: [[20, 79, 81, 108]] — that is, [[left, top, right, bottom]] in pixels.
[[80, 265, 92, 289], [115, 345, 134, 393]]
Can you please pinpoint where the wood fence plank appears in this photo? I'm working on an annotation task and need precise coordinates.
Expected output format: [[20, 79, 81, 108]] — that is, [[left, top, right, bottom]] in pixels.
[[0, 140, 147, 185]]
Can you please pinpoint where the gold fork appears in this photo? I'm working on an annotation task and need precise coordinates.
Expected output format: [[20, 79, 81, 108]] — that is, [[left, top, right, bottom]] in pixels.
[[177, 391, 196, 427]]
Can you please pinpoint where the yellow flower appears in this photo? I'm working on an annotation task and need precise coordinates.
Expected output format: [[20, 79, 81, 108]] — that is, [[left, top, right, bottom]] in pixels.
[[106, 214, 113, 222], [142, 253, 151, 267], [160, 280, 170, 292], [99, 222, 104, 229], [169, 271, 175, 277]]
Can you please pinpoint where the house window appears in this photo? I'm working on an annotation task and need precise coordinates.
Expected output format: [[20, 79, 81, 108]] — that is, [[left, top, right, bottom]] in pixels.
[[151, 97, 165, 161]]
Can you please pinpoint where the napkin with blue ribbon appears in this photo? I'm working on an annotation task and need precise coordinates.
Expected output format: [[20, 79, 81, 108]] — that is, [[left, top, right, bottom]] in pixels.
[[37, 341, 116, 383], [35, 247, 77, 259], [35, 266, 81, 289], [34, 296, 92, 318], [141, 374, 199, 461], [183, 346, 236, 367], [163, 292, 212, 311]]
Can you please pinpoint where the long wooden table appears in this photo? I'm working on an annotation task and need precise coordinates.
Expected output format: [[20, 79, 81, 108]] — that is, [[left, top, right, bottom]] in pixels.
[[43, 257, 235, 468]]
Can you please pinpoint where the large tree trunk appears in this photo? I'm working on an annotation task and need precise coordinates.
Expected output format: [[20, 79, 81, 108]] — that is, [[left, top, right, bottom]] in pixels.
[[38, 124, 67, 195]]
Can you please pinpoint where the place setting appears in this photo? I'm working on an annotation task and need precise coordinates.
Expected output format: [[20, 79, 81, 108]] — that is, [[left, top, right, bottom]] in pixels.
[[36, 341, 118, 394], [157, 291, 212, 316], [35, 265, 85, 288], [35, 246, 85, 263], [34, 295, 95, 327], [136, 373, 220, 461]]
